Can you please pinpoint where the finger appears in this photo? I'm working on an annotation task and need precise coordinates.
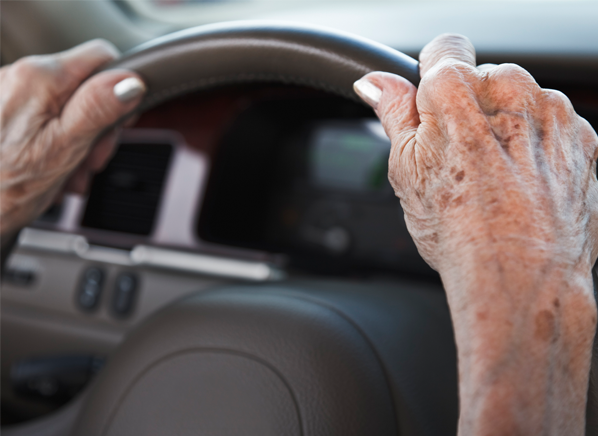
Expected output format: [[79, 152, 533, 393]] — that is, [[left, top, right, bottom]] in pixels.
[[1, 40, 120, 119], [483, 64, 541, 114], [86, 129, 119, 172], [354, 71, 419, 163], [57, 39, 120, 91], [62, 130, 118, 195], [477, 63, 498, 73], [35, 39, 122, 108], [63, 165, 91, 195], [419, 33, 476, 78], [58, 69, 146, 143]]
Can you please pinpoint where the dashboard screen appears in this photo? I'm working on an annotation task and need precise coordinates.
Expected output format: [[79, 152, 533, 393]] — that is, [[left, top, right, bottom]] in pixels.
[[309, 121, 391, 193]]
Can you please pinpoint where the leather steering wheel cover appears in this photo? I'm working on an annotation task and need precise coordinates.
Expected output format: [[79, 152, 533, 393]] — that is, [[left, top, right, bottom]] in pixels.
[[106, 20, 420, 110]]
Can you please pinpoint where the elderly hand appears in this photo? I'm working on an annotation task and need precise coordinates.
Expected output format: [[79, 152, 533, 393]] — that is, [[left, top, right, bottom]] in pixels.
[[355, 34, 598, 435], [0, 39, 145, 238]]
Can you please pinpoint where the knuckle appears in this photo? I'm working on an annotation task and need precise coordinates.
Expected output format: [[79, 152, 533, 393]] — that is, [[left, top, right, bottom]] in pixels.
[[58, 39, 119, 80], [10, 55, 62, 90], [13, 55, 58, 76], [542, 89, 575, 115], [86, 38, 118, 56], [580, 116, 597, 138], [485, 64, 541, 111], [11, 56, 43, 78], [491, 63, 539, 90], [542, 88, 569, 104], [419, 62, 479, 114], [8, 55, 67, 113], [424, 61, 476, 89], [436, 61, 474, 79], [539, 89, 583, 131], [578, 116, 598, 158], [494, 63, 533, 80]]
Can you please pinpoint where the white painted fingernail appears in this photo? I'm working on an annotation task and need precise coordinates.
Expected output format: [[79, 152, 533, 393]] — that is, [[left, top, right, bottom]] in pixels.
[[353, 78, 382, 109], [113, 77, 146, 103]]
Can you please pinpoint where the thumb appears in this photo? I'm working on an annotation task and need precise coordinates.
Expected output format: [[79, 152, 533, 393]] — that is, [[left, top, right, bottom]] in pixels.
[[59, 69, 146, 142], [353, 71, 419, 150]]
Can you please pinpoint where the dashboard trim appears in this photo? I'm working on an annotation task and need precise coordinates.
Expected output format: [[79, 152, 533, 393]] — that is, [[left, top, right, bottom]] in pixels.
[[130, 245, 284, 281], [16, 228, 284, 282]]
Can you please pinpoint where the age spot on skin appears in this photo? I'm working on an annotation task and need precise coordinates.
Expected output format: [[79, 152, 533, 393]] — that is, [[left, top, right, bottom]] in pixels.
[[536, 128, 545, 142], [492, 130, 514, 153], [455, 170, 465, 182], [534, 309, 556, 342], [553, 298, 560, 309], [439, 191, 452, 210]]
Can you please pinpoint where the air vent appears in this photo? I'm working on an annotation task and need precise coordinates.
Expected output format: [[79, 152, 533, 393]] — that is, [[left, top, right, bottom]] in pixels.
[[81, 143, 173, 235]]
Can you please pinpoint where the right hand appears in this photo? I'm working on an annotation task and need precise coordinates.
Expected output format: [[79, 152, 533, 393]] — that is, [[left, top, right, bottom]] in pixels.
[[0, 39, 146, 237], [354, 34, 598, 434], [356, 35, 598, 278]]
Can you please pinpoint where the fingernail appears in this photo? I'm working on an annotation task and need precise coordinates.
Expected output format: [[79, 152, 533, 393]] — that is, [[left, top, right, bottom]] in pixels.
[[353, 77, 382, 109], [113, 77, 146, 103]]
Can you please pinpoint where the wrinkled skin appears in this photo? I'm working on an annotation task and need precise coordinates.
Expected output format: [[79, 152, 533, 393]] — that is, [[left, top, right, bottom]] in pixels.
[[358, 35, 598, 435], [0, 39, 144, 238]]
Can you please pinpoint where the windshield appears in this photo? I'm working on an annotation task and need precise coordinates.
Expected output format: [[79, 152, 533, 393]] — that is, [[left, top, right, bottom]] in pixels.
[[124, 0, 598, 54], [126, 0, 596, 27]]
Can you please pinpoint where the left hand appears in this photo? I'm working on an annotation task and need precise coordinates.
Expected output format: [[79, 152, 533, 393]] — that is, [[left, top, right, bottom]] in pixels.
[[0, 39, 146, 236]]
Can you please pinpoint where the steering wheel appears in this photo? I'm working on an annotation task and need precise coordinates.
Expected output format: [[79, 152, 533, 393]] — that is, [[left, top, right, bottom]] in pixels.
[[106, 20, 420, 112], [70, 21, 462, 436]]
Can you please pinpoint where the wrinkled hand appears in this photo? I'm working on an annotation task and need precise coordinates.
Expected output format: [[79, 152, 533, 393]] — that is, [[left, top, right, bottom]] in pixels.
[[355, 34, 598, 434], [356, 35, 598, 274], [0, 39, 145, 237]]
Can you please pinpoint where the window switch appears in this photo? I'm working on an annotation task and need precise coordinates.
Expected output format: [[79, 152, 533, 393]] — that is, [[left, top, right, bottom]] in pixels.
[[112, 273, 137, 317], [77, 267, 104, 311]]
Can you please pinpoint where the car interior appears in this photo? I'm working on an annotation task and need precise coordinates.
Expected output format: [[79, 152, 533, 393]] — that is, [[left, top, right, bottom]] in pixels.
[[1, 1, 598, 435]]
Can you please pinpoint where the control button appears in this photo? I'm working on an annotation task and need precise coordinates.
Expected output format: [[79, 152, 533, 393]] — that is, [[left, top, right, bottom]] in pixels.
[[77, 267, 104, 311], [112, 273, 137, 318]]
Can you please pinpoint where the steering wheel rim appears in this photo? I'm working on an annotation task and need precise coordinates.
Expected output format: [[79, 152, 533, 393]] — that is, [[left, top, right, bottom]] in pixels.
[[105, 20, 420, 111]]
